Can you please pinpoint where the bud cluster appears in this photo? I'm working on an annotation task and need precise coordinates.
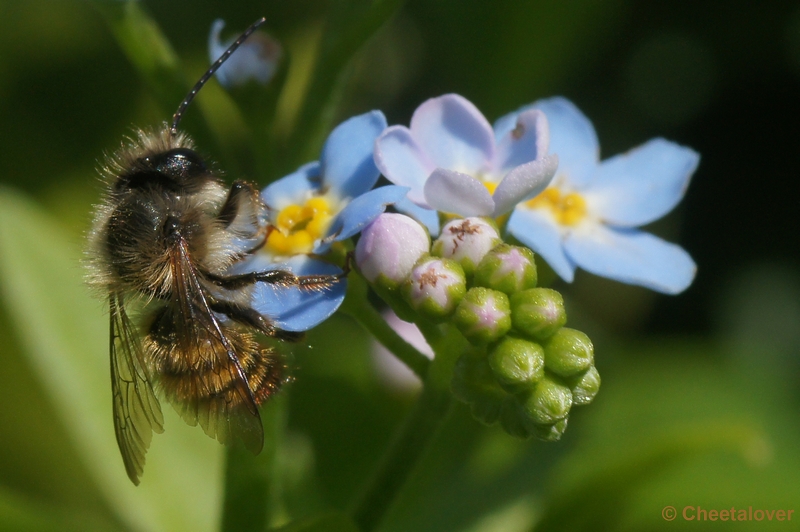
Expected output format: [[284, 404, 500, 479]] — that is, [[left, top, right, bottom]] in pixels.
[[452, 326, 600, 441], [443, 224, 599, 439], [355, 214, 600, 440]]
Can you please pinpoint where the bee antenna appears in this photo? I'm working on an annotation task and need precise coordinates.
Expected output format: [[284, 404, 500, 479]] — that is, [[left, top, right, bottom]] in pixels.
[[170, 17, 267, 136]]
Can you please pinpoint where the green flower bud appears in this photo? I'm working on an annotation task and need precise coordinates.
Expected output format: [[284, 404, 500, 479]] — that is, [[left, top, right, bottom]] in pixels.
[[520, 374, 572, 425], [402, 257, 466, 322], [432, 217, 501, 277], [488, 336, 545, 394], [530, 418, 568, 442], [568, 365, 601, 405], [451, 353, 506, 425], [474, 244, 537, 295], [510, 288, 567, 340], [543, 328, 593, 378], [454, 288, 512, 345]]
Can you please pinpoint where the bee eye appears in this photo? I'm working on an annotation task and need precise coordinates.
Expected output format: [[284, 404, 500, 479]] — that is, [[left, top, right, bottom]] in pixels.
[[118, 148, 210, 193], [154, 148, 207, 179]]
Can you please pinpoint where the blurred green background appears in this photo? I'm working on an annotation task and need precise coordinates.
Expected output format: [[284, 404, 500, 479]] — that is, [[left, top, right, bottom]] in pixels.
[[0, 0, 798, 531]]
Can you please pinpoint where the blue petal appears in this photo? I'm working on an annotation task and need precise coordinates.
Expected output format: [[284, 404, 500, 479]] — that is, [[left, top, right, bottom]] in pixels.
[[563, 224, 696, 294], [394, 196, 440, 236], [492, 109, 549, 177], [423, 168, 494, 217], [584, 138, 700, 227], [261, 162, 320, 212], [320, 111, 387, 199], [498, 97, 599, 188], [410, 94, 495, 174], [492, 154, 558, 216], [209, 19, 280, 88], [507, 207, 575, 282], [319, 186, 409, 252], [493, 109, 519, 142], [374, 125, 434, 207], [250, 256, 346, 331]]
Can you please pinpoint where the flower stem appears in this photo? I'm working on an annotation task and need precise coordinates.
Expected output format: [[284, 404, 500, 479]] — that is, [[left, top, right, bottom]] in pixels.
[[352, 383, 452, 531], [220, 394, 287, 532], [341, 274, 431, 380], [350, 325, 465, 531]]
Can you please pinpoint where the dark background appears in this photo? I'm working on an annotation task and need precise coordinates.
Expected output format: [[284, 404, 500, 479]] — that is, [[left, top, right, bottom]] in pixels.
[[0, 1, 798, 531]]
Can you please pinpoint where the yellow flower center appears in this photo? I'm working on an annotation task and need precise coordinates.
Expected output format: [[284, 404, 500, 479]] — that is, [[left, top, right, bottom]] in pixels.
[[478, 180, 513, 226], [266, 196, 334, 255], [526, 187, 587, 226]]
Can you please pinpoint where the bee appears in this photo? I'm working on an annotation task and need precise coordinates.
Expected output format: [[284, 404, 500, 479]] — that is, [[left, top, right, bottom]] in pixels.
[[86, 19, 341, 485]]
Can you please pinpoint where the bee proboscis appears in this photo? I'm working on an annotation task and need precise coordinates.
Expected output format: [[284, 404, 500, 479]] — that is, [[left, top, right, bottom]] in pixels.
[[87, 18, 341, 484]]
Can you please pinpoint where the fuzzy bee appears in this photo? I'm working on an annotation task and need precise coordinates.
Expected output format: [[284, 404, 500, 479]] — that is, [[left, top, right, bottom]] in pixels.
[[86, 19, 340, 484]]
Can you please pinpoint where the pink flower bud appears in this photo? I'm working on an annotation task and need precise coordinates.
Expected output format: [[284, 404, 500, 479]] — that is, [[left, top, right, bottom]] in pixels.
[[403, 257, 466, 321], [432, 217, 501, 276], [355, 213, 430, 287]]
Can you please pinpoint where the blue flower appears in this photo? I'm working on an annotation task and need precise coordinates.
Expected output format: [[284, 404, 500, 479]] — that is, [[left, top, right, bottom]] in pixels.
[[239, 255, 347, 332], [208, 19, 282, 88], [502, 97, 699, 294], [248, 110, 407, 330], [374, 94, 558, 228]]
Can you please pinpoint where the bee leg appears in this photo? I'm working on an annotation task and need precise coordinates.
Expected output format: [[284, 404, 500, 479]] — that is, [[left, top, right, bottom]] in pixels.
[[207, 270, 341, 291], [340, 250, 355, 276], [209, 300, 305, 342], [217, 181, 258, 227]]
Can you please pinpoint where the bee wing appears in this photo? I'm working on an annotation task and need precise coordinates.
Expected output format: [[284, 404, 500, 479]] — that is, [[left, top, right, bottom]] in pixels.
[[110, 292, 165, 485], [168, 239, 265, 453]]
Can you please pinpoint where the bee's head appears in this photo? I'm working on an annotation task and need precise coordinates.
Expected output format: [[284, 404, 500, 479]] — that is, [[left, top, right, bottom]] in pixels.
[[146, 148, 208, 180], [113, 147, 211, 194]]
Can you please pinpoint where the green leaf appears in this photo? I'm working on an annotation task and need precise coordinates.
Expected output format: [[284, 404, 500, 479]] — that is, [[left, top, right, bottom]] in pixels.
[[0, 187, 222, 532], [0, 485, 121, 532], [276, 512, 359, 532], [533, 423, 767, 532]]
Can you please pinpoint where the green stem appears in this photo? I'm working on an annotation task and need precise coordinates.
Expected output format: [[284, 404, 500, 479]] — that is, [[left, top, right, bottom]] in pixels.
[[283, 0, 407, 169], [350, 325, 465, 531], [93, 0, 185, 114], [220, 394, 287, 532], [341, 274, 431, 380], [352, 384, 452, 532]]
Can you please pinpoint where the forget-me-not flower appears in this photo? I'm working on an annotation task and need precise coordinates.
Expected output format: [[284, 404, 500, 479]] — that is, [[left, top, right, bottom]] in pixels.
[[209, 19, 282, 88], [374, 94, 558, 229], [244, 111, 407, 331], [501, 97, 699, 294]]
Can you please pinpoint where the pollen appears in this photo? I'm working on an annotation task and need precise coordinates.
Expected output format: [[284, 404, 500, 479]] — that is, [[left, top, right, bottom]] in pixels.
[[526, 187, 587, 226], [267, 196, 334, 255]]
